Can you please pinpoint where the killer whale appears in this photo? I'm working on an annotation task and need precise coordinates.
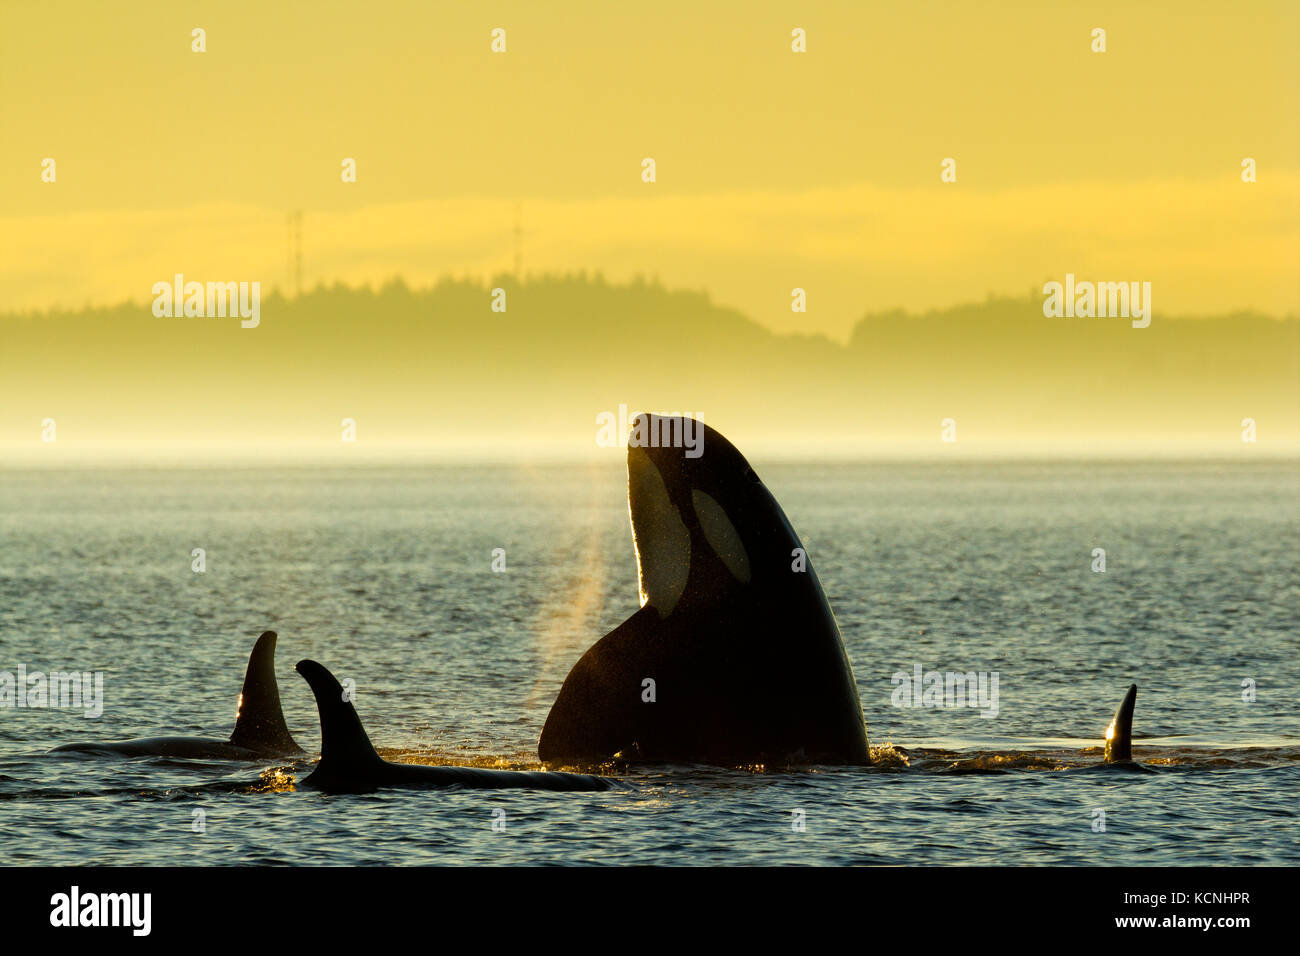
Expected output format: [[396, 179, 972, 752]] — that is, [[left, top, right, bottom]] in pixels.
[[1101, 682, 1150, 769], [539, 414, 870, 767], [51, 630, 304, 760], [295, 659, 612, 793], [1104, 684, 1137, 762], [1062, 683, 1152, 773]]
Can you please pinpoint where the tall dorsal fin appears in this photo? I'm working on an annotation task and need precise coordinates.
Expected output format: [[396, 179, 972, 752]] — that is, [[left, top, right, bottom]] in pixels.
[[1103, 683, 1137, 762], [295, 659, 383, 776], [228, 630, 302, 754]]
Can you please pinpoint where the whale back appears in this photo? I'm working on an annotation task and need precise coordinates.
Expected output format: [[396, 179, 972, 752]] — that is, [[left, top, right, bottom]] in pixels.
[[1104, 684, 1137, 762], [295, 659, 616, 792], [228, 630, 303, 755], [295, 659, 385, 787]]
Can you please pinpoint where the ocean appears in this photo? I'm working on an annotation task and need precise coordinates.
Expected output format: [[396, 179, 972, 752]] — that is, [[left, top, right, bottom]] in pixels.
[[0, 459, 1296, 865]]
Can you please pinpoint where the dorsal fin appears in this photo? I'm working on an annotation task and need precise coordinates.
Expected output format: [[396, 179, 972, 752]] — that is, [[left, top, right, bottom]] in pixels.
[[295, 659, 383, 776], [1103, 684, 1137, 762], [228, 630, 302, 754]]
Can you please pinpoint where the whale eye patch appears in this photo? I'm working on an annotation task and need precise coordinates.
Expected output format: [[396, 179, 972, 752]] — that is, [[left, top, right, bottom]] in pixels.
[[691, 489, 752, 585], [628, 446, 691, 617]]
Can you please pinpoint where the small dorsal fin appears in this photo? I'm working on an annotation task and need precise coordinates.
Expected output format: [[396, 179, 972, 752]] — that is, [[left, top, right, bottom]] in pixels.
[[295, 659, 383, 777], [1103, 684, 1137, 762], [228, 630, 302, 754]]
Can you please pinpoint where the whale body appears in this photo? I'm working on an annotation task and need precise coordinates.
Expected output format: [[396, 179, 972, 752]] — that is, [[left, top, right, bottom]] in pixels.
[[539, 414, 870, 767], [295, 659, 612, 793], [51, 630, 303, 760]]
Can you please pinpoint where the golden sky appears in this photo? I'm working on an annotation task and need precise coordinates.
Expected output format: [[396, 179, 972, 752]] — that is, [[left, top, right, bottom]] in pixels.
[[2, 0, 1298, 339]]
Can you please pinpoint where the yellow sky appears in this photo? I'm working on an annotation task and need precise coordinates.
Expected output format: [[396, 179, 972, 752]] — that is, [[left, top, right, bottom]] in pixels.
[[2, 0, 1298, 338]]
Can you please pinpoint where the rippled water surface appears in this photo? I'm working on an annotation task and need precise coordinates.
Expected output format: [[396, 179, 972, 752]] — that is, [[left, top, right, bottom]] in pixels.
[[1, 460, 1296, 865]]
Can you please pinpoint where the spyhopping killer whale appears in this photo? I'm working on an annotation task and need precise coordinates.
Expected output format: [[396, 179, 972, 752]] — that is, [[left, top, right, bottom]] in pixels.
[[294, 659, 612, 793], [51, 630, 304, 759], [539, 414, 871, 767]]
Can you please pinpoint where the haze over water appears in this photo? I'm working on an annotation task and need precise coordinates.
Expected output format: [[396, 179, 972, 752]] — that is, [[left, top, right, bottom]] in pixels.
[[1, 459, 1295, 865]]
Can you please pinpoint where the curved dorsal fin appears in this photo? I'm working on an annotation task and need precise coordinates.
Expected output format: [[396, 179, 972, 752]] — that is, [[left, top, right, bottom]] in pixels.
[[295, 659, 383, 776], [228, 630, 302, 754], [1103, 683, 1137, 762]]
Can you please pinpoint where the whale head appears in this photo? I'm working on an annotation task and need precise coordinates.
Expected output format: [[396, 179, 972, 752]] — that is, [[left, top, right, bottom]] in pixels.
[[627, 413, 796, 618]]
